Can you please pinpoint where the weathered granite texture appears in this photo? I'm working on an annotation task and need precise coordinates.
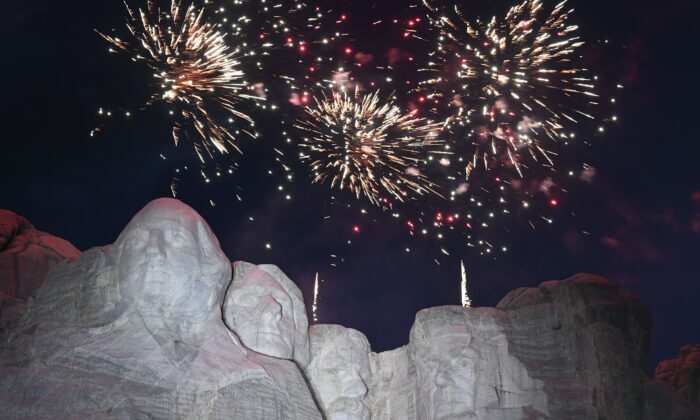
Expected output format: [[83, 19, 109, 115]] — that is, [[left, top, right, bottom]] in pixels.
[[366, 308, 547, 420], [495, 274, 654, 419], [643, 379, 700, 420], [410, 307, 548, 419], [1, 201, 699, 419], [0, 209, 80, 332], [656, 344, 700, 405], [305, 324, 372, 420], [365, 275, 699, 420], [223, 261, 311, 367], [367, 345, 418, 419], [0, 199, 321, 419]]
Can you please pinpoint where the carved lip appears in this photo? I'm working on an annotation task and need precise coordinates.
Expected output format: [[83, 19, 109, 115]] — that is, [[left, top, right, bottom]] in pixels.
[[433, 401, 474, 419], [254, 331, 292, 351]]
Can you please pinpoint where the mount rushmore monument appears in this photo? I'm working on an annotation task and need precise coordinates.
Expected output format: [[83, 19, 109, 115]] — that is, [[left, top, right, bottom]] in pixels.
[[0, 198, 698, 419]]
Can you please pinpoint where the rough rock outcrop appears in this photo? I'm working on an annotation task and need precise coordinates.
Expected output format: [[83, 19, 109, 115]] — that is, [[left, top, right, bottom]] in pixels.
[[0, 199, 321, 419], [496, 274, 653, 419], [656, 345, 700, 405], [643, 379, 700, 420], [1, 200, 699, 419], [0, 209, 80, 332]]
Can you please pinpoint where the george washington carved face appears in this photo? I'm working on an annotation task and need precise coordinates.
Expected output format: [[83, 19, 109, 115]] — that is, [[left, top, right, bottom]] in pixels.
[[114, 198, 230, 343]]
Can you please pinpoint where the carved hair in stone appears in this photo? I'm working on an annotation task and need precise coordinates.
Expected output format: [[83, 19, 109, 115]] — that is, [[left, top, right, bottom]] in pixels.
[[10, 198, 241, 367], [410, 306, 547, 420], [305, 324, 372, 420], [111, 197, 234, 364], [0, 199, 324, 418], [223, 261, 310, 366]]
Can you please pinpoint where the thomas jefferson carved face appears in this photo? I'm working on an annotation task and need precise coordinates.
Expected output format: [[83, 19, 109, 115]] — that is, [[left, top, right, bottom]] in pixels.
[[114, 198, 230, 342], [223, 262, 310, 366], [305, 325, 371, 420]]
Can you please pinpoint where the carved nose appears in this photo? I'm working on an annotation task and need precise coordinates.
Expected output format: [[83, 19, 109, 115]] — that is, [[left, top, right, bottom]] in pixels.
[[260, 295, 282, 324], [435, 369, 455, 387], [145, 234, 164, 259], [341, 374, 367, 399]]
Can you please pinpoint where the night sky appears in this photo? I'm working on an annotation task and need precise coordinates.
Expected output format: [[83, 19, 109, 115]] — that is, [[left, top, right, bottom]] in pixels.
[[2, 0, 699, 371]]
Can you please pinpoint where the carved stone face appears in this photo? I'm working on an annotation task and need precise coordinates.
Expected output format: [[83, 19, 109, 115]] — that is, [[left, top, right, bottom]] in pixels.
[[416, 334, 478, 420], [224, 262, 310, 365], [411, 307, 545, 420], [411, 307, 481, 420], [306, 325, 371, 420], [115, 198, 230, 339]]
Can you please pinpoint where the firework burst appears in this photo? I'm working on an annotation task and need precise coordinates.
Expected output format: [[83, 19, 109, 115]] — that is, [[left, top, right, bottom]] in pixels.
[[98, 0, 261, 162], [421, 0, 601, 179], [295, 88, 446, 206]]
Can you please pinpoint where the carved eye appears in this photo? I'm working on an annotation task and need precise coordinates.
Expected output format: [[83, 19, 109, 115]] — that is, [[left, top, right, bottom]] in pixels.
[[236, 293, 259, 307], [170, 233, 188, 248], [125, 230, 148, 248], [455, 357, 472, 369], [322, 367, 341, 375]]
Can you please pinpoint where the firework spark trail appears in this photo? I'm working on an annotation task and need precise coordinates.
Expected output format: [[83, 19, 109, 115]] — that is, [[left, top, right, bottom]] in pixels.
[[295, 88, 448, 206], [312, 272, 320, 322], [421, 0, 600, 180], [97, 0, 261, 162], [460, 259, 472, 307]]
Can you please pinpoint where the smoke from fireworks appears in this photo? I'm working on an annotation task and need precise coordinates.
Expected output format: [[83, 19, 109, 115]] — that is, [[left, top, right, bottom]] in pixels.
[[421, 0, 603, 180], [295, 88, 447, 206], [98, 0, 260, 162]]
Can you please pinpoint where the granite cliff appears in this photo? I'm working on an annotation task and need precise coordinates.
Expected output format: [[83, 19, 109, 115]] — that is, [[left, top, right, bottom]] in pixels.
[[0, 199, 698, 419]]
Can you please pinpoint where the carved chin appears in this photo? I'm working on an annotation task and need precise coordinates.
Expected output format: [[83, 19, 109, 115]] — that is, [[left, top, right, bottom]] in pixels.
[[433, 401, 474, 420], [253, 331, 293, 358], [327, 410, 366, 420], [326, 397, 369, 420]]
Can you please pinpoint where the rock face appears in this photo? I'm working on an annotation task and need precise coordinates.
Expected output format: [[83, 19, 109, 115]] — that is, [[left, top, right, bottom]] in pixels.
[[223, 261, 311, 367], [410, 307, 548, 419], [496, 274, 653, 419], [656, 345, 700, 405], [305, 324, 372, 420], [0, 209, 80, 332], [367, 345, 418, 419], [365, 275, 699, 420], [1, 200, 699, 419], [0, 199, 321, 419]]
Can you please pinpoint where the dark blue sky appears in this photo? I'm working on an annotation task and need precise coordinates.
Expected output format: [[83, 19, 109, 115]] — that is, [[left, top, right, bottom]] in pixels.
[[2, 0, 699, 371]]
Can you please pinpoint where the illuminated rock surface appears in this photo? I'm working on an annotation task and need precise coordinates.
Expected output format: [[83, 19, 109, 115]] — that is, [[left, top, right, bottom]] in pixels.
[[305, 324, 372, 420], [496, 274, 653, 419], [0, 209, 80, 333], [0, 199, 321, 419], [223, 261, 311, 367], [0, 201, 699, 419]]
